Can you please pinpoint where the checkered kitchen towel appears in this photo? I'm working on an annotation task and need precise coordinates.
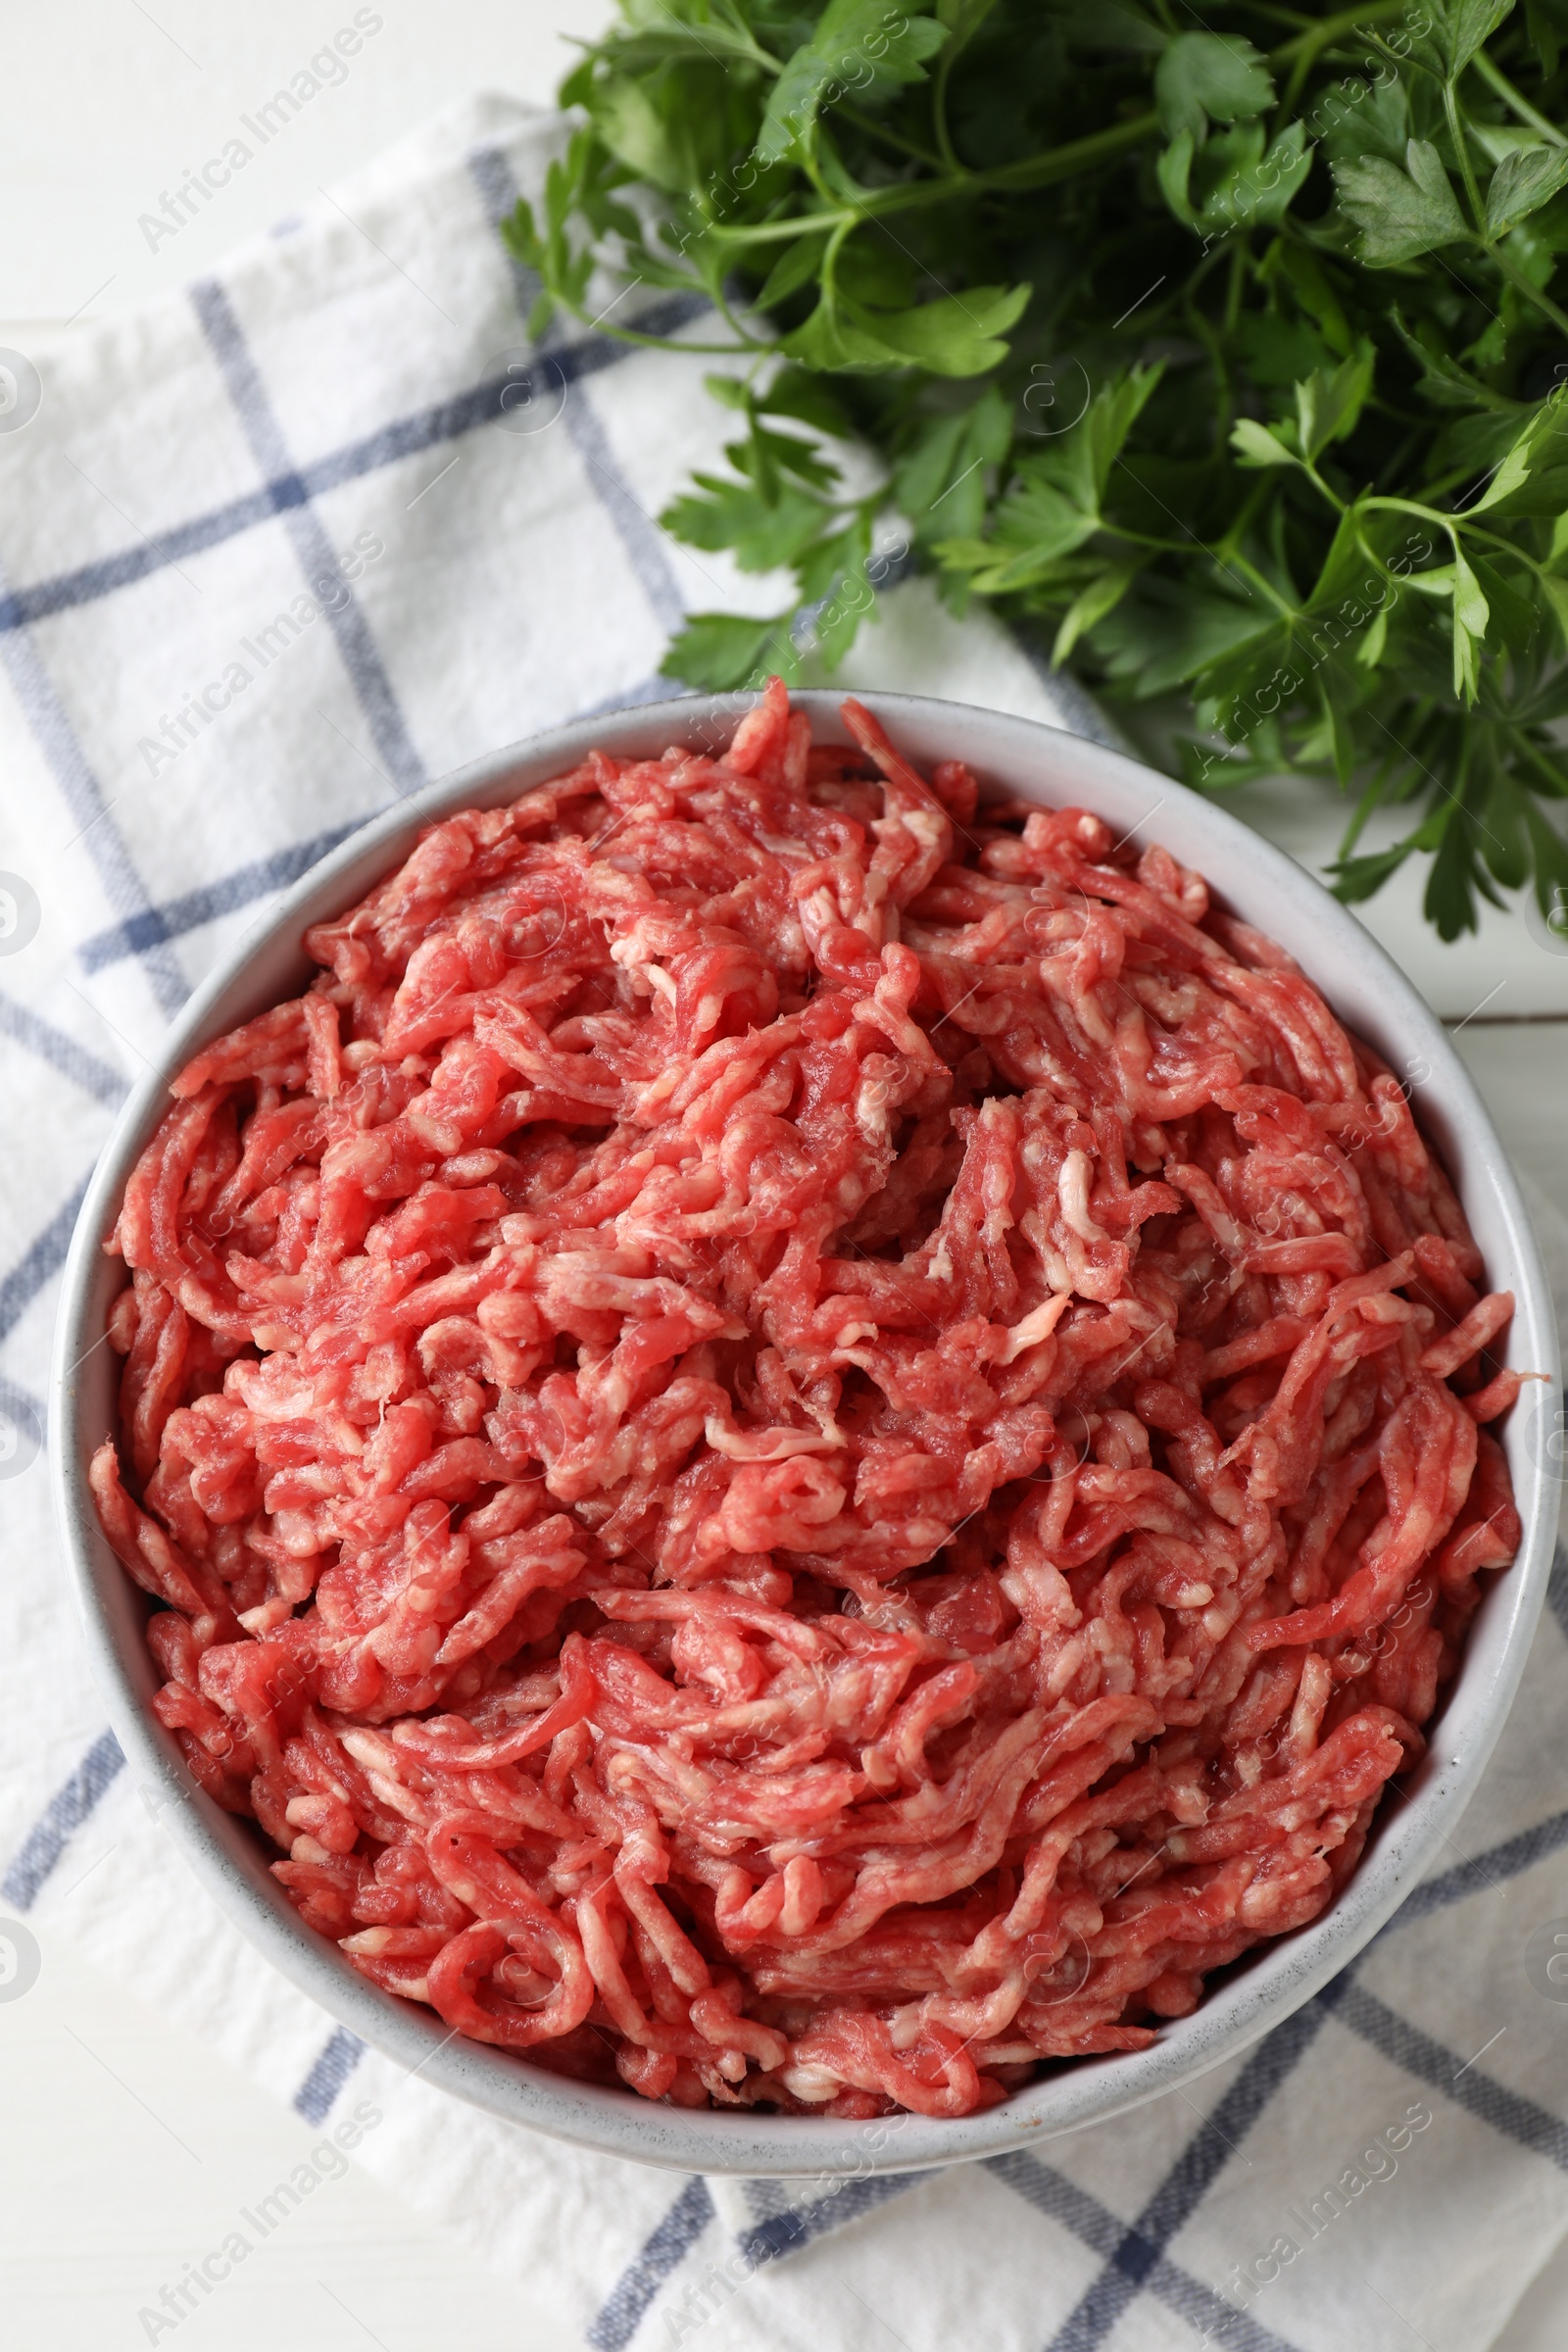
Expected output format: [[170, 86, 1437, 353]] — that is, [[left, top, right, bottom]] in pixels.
[[3, 89, 1568, 2352]]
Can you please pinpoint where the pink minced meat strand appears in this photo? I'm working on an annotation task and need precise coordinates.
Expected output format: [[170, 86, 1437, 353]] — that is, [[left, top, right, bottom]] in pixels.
[[93, 680, 1522, 2119]]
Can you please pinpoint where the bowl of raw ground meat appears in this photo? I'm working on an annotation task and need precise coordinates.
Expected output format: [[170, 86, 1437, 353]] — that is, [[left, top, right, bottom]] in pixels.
[[53, 684, 1561, 2176]]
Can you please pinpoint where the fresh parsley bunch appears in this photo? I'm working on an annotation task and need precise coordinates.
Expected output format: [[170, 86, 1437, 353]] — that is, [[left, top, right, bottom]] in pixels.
[[506, 0, 1568, 939]]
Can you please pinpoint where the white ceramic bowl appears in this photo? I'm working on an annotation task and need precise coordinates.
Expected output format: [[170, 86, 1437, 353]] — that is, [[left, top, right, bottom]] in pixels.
[[52, 690, 1561, 2176]]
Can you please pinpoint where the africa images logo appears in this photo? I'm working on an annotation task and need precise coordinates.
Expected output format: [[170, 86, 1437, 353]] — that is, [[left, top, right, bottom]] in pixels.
[[136, 12, 384, 253], [136, 2097, 381, 2341]]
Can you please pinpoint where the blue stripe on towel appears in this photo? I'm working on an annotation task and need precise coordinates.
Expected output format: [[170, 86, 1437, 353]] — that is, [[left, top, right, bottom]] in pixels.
[[294, 2026, 367, 2124], [0, 990, 129, 1104], [1323, 1977, 1568, 2169], [986, 2152, 1306, 2352], [72, 669, 680, 977], [588, 2176, 717, 2351], [0, 1173, 93, 1348], [77, 821, 362, 973], [737, 2170, 923, 2266], [0, 556, 188, 1018], [1, 1729, 127, 1911], [0, 303, 709, 645], [190, 277, 430, 803], [467, 145, 690, 639]]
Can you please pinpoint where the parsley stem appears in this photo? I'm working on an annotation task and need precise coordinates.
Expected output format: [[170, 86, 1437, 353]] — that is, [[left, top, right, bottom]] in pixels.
[[837, 106, 945, 171], [549, 313, 756, 356], [716, 116, 1163, 229], [1360, 495, 1459, 532], [1443, 79, 1491, 237], [1268, 0, 1410, 68], [977, 114, 1161, 192], [1229, 553, 1298, 619], [1489, 243, 1568, 340], [1440, 80, 1568, 340], [1471, 54, 1568, 146], [1212, 476, 1272, 564], [931, 35, 964, 178], [1361, 496, 1553, 586], [1297, 459, 1347, 515], [1512, 731, 1568, 801], [801, 132, 844, 214], [704, 213, 850, 248], [820, 216, 855, 337]]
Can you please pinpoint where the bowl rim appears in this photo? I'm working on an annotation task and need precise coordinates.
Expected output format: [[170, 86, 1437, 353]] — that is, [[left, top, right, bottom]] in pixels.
[[51, 686, 1562, 2178]]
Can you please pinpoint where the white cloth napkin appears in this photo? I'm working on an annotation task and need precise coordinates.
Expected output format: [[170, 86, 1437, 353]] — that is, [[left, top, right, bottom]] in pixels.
[[2, 89, 1567, 2352]]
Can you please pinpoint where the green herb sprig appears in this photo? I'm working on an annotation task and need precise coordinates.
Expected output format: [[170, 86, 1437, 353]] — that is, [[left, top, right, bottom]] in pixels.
[[506, 0, 1568, 940]]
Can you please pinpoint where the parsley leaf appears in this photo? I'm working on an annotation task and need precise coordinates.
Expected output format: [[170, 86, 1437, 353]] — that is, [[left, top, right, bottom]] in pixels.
[[1155, 33, 1274, 143], [1487, 144, 1568, 234], [758, 0, 948, 165], [1334, 140, 1470, 267]]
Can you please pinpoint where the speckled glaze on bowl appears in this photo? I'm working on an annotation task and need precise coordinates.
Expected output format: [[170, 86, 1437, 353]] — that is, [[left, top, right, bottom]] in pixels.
[[52, 691, 1561, 2177]]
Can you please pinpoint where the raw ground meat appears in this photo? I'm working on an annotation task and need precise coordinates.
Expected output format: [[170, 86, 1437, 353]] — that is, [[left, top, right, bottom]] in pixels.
[[91, 680, 1524, 2119]]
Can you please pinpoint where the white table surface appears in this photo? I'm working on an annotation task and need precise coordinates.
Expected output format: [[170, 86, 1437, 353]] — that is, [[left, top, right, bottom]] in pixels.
[[2, 8, 1566, 2347]]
